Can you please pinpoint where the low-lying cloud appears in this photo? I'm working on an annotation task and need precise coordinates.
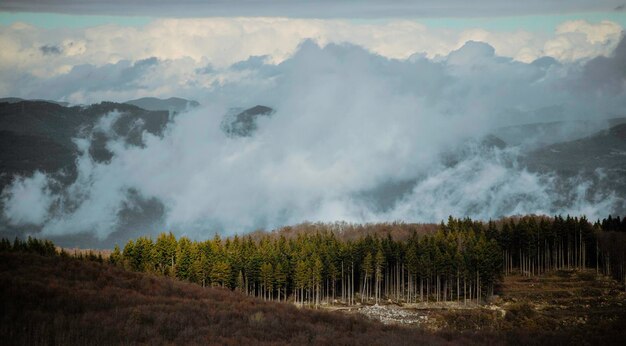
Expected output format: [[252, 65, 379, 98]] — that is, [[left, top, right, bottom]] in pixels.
[[2, 36, 626, 246]]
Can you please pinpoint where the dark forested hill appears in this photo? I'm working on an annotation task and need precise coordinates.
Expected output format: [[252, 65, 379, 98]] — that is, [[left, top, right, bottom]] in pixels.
[[523, 123, 626, 202], [0, 251, 447, 345], [492, 117, 626, 148], [525, 123, 626, 175], [0, 100, 170, 188], [124, 97, 199, 112], [221, 105, 275, 137], [0, 97, 69, 107]]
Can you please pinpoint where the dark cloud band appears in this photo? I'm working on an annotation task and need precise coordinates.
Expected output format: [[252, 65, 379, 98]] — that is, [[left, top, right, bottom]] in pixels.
[[0, 0, 623, 18]]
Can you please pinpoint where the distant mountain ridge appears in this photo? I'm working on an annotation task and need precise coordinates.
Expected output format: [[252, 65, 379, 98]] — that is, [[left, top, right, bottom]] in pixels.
[[525, 123, 626, 175], [493, 117, 626, 148], [124, 97, 199, 112], [522, 123, 626, 209], [0, 97, 69, 107]]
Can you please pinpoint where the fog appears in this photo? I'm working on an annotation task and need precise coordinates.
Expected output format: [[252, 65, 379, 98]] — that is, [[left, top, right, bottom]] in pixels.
[[2, 37, 626, 247]]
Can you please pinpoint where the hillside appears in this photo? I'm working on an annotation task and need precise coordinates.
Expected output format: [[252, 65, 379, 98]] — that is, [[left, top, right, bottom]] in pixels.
[[0, 100, 170, 188], [492, 117, 626, 148], [523, 123, 626, 209], [525, 123, 626, 175], [0, 252, 448, 345], [2, 213, 626, 345]]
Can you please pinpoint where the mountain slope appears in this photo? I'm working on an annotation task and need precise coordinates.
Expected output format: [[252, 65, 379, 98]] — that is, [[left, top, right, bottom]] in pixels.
[[525, 123, 626, 175], [493, 117, 626, 148], [523, 123, 626, 213], [0, 131, 74, 176], [0, 100, 171, 188]]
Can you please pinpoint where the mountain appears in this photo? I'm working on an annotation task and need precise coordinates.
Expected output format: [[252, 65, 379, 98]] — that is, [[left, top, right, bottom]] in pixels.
[[493, 117, 626, 148], [222, 105, 274, 137], [0, 97, 69, 107], [124, 97, 199, 112], [525, 123, 626, 175], [523, 123, 626, 210], [0, 100, 171, 188], [0, 131, 74, 180]]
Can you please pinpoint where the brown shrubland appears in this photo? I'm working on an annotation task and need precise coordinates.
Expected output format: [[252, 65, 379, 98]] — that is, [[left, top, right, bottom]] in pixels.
[[0, 252, 448, 345]]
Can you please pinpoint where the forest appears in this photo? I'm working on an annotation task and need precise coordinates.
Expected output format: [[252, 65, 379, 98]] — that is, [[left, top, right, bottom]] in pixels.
[[7, 215, 621, 308], [2, 214, 626, 345], [114, 215, 626, 306]]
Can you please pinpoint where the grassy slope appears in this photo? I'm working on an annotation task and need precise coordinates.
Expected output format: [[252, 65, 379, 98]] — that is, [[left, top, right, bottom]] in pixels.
[[0, 252, 447, 346], [497, 270, 626, 344]]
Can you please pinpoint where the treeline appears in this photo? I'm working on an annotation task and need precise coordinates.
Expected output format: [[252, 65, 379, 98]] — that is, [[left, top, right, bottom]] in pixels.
[[596, 215, 626, 286], [0, 236, 107, 262], [599, 215, 626, 232], [0, 237, 56, 257], [3, 215, 625, 307], [115, 225, 502, 306], [108, 215, 625, 306]]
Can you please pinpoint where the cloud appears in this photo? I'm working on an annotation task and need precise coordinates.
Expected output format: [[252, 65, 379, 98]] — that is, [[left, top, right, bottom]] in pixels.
[[1, 172, 55, 226], [386, 148, 623, 222], [2, 37, 625, 246], [581, 34, 626, 93], [17, 57, 163, 103], [543, 20, 623, 61], [556, 20, 623, 44], [0, 18, 622, 104], [446, 40, 495, 65]]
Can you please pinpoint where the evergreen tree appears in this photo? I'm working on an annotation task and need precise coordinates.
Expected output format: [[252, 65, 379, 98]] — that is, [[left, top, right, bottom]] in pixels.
[[109, 244, 122, 265]]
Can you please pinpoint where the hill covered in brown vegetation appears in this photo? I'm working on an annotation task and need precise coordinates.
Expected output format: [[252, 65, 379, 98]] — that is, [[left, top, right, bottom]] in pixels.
[[2, 222, 626, 345], [0, 251, 450, 345]]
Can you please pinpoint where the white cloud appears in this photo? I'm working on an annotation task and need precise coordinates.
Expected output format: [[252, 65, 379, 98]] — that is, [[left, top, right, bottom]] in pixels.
[[0, 18, 623, 103], [2, 172, 54, 226], [556, 19, 622, 44], [544, 20, 623, 61]]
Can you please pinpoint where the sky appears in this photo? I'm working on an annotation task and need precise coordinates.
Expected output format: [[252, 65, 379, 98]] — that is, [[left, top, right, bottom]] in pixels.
[[1, 2, 625, 246], [1, 1, 626, 103], [1, 11, 625, 103]]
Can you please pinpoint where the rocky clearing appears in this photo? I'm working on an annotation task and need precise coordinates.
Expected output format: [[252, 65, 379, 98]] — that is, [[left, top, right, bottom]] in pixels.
[[324, 269, 626, 335]]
